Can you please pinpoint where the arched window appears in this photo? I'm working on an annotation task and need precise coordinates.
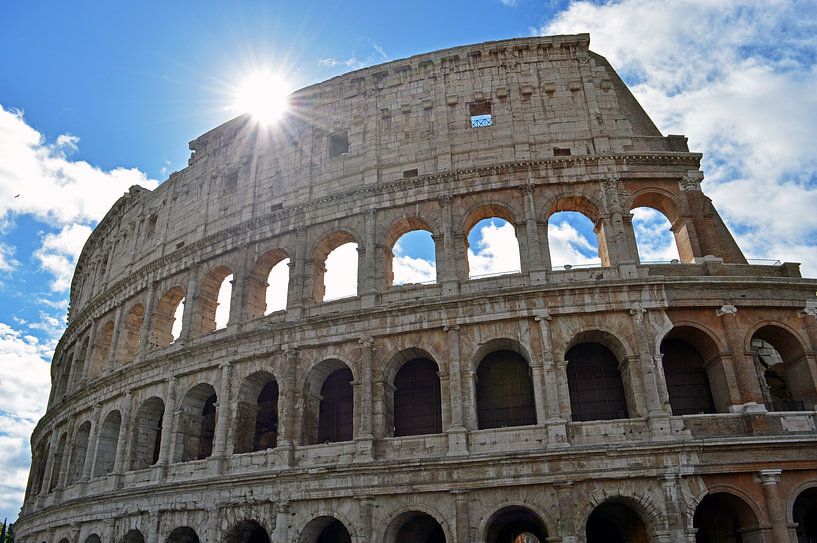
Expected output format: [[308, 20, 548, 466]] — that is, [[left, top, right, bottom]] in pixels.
[[67, 420, 92, 485], [247, 250, 290, 318], [548, 211, 601, 269], [466, 218, 521, 279], [384, 512, 446, 543], [234, 372, 279, 454], [394, 358, 442, 436], [119, 530, 145, 543], [660, 338, 715, 415], [167, 527, 200, 543], [751, 325, 812, 411], [70, 337, 89, 391], [311, 232, 359, 302], [317, 368, 354, 443], [176, 384, 218, 462], [793, 487, 817, 543], [89, 320, 114, 378], [130, 397, 164, 470], [117, 303, 144, 363], [93, 410, 121, 477], [150, 287, 185, 348], [224, 520, 271, 543], [631, 207, 680, 263], [586, 501, 648, 543], [485, 507, 548, 543], [300, 517, 351, 543], [476, 350, 536, 429], [389, 229, 436, 286], [566, 343, 628, 421], [694, 492, 762, 542], [27, 438, 50, 497], [48, 434, 65, 491], [194, 265, 233, 334]]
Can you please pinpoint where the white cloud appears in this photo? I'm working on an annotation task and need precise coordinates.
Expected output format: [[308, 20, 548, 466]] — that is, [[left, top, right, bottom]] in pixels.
[[631, 207, 680, 262], [324, 242, 358, 301], [393, 255, 436, 285], [0, 242, 19, 273], [468, 221, 522, 277], [542, 0, 817, 275], [33, 224, 93, 292], [548, 221, 601, 269], [0, 105, 159, 226], [265, 258, 290, 314], [500, 0, 518, 6]]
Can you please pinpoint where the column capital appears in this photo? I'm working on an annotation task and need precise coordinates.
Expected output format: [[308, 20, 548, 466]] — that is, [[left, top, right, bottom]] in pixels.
[[436, 193, 452, 208], [716, 304, 738, 317], [800, 301, 817, 317], [534, 310, 552, 322], [758, 469, 782, 485], [443, 323, 460, 332]]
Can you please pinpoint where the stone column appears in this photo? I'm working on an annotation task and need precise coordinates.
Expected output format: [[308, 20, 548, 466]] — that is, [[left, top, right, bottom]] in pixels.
[[800, 302, 817, 351], [629, 306, 669, 421], [555, 483, 578, 543], [286, 228, 306, 321], [136, 282, 156, 362], [112, 391, 133, 485], [452, 490, 471, 543], [535, 311, 569, 446], [82, 403, 103, 482], [227, 255, 250, 329], [210, 363, 232, 472], [519, 183, 546, 282], [444, 324, 468, 455], [357, 496, 374, 543], [758, 469, 792, 543], [180, 268, 199, 342], [360, 209, 378, 308], [272, 501, 290, 543], [717, 305, 765, 410], [278, 347, 298, 466], [155, 377, 177, 475], [659, 473, 686, 543], [39, 430, 62, 495], [66, 346, 84, 394], [147, 509, 161, 543], [106, 305, 124, 371], [437, 194, 460, 295], [355, 337, 375, 461], [81, 322, 98, 383], [56, 421, 75, 490]]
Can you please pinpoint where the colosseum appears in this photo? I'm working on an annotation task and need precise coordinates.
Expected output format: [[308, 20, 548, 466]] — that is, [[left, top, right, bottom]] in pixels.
[[16, 34, 817, 543]]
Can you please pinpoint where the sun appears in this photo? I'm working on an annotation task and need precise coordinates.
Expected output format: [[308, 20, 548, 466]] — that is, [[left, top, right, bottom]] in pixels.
[[233, 71, 291, 125]]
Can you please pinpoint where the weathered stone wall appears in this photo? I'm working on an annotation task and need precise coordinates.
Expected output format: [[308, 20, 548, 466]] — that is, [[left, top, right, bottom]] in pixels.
[[18, 35, 817, 543]]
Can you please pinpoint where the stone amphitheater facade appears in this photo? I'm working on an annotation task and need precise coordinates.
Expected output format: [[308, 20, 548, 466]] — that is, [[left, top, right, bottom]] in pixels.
[[17, 34, 817, 543]]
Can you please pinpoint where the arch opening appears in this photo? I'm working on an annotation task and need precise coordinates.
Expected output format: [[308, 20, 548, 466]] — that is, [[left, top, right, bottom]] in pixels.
[[84, 535, 101, 543], [130, 396, 164, 470], [150, 287, 185, 348], [693, 492, 761, 543], [548, 211, 602, 270], [631, 206, 680, 263], [323, 242, 358, 301], [166, 527, 200, 543], [751, 325, 812, 411], [246, 250, 289, 318], [118, 303, 145, 364], [70, 337, 89, 391], [390, 229, 436, 286], [476, 350, 537, 429], [466, 217, 521, 279], [92, 410, 121, 477], [586, 501, 648, 543], [175, 383, 217, 462], [566, 342, 629, 421], [194, 265, 233, 335], [47, 434, 65, 491], [660, 338, 715, 415], [27, 438, 50, 497], [304, 360, 354, 445], [120, 529, 145, 543], [225, 520, 271, 543], [234, 372, 279, 454], [793, 487, 817, 543], [67, 420, 92, 485], [485, 506, 548, 543], [90, 320, 115, 378], [300, 517, 351, 543], [384, 511, 446, 543], [393, 358, 442, 437]]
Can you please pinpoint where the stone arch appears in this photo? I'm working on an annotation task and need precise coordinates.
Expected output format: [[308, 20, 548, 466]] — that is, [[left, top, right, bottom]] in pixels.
[[628, 188, 693, 263], [89, 320, 115, 378], [48, 432, 66, 491], [27, 435, 50, 497], [310, 230, 360, 303], [302, 358, 355, 445], [381, 507, 450, 543], [585, 500, 651, 543], [233, 370, 279, 454], [564, 328, 632, 362], [392, 356, 443, 437], [119, 529, 145, 543], [223, 519, 272, 543], [481, 504, 551, 543], [92, 409, 121, 477], [67, 420, 92, 485], [462, 202, 522, 279], [84, 535, 101, 543], [659, 326, 719, 415], [474, 343, 537, 429], [193, 264, 234, 335], [384, 216, 437, 287], [150, 286, 186, 348], [748, 322, 814, 411], [297, 514, 354, 543], [693, 490, 764, 543], [790, 482, 817, 542], [130, 396, 165, 470], [544, 193, 607, 268], [469, 337, 532, 372], [117, 302, 145, 364], [166, 526, 200, 543], [247, 248, 290, 319], [71, 336, 89, 390], [174, 382, 218, 462], [565, 330, 631, 422]]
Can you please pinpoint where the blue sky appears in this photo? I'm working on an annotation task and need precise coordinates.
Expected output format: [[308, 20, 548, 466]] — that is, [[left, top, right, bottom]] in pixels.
[[2, 0, 817, 524]]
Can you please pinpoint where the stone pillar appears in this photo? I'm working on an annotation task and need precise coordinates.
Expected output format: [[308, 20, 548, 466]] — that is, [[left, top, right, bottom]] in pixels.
[[147, 509, 161, 543], [206, 506, 220, 542], [519, 183, 545, 282], [155, 377, 177, 473], [210, 363, 232, 472], [437, 194, 460, 294], [273, 501, 290, 543], [357, 496, 374, 543], [659, 473, 686, 543], [286, 228, 307, 321], [136, 282, 156, 362], [106, 305, 124, 371], [555, 482, 578, 543], [452, 490, 471, 543], [39, 430, 61, 495], [355, 337, 375, 461], [65, 346, 84, 394], [360, 209, 378, 307], [758, 469, 792, 543], [535, 311, 569, 446], [717, 305, 765, 410], [445, 324, 468, 455], [800, 302, 817, 351], [82, 403, 102, 482], [227, 256, 250, 328], [112, 391, 133, 485], [629, 306, 670, 422], [81, 322, 98, 383], [278, 346, 298, 466], [180, 268, 199, 341], [56, 421, 75, 490]]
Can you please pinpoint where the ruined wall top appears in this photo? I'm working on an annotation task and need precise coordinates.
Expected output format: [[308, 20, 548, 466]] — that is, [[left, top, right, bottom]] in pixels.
[[68, 33, 692, 320]]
